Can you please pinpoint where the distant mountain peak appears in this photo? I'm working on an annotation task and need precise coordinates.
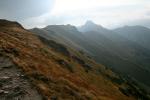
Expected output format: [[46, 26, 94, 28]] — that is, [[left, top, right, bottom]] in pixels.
[[84, 20, 103, 28], [85, 20, 96, 26], [114, 25, 150, 32], [78, 20, 106, 32]]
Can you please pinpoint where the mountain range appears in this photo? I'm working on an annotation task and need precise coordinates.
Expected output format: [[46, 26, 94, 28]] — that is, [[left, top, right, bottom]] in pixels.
[[0, 19, 150, 99], [31, 20, 150, 92]]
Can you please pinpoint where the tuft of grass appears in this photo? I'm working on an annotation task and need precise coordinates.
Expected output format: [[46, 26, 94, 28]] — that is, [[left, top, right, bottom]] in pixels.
[[56, 59, 74, 72]]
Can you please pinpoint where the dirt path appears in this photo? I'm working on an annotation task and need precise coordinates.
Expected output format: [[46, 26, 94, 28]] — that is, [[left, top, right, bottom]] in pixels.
[[0, 55, 43, 100]]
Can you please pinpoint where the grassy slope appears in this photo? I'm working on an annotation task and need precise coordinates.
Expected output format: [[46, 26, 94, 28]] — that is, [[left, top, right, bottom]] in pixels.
[[0, 21, 138, 100]]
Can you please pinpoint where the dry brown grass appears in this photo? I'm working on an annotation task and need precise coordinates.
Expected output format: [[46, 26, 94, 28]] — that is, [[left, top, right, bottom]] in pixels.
[[0, 25, 137, 100]]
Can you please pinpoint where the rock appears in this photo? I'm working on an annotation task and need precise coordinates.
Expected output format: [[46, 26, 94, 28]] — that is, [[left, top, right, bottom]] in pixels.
[[2, 65, 12, 69], [0, 76, 11, 80], [0, 90, 4, 94], [0, 56, 43, 99], [51, 96, 58, 100], [2, 85, 11, 89], [0, 76, 11, 83], [4, 91, 9, 94]]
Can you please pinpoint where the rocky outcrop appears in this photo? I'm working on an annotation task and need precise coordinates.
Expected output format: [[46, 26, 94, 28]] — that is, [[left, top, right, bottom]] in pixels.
[[0, 56, 42, 100]]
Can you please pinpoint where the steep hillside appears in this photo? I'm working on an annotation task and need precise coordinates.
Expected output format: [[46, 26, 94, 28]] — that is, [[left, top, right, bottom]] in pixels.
[[31, 21, 150, 95], [1, 20, 148, 99], [79, 22, 150, 90], [81, 27, 150, 88]]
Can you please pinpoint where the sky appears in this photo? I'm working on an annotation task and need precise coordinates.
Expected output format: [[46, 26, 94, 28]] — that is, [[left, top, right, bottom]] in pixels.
[[0, 0, 150, 29]]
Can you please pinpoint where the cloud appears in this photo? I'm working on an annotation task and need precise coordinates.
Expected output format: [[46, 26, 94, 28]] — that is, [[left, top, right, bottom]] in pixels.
[[20, 0, 150, 28], [0, 0, 54, 21], [51, 0, 145, 15]]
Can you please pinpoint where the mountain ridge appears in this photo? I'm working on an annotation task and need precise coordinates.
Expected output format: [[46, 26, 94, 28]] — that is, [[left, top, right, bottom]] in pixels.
[[31, 21, 150, 95], [0, 19, 24, 29], [0, 19, 149, 100], [1, 19, 148, 99]]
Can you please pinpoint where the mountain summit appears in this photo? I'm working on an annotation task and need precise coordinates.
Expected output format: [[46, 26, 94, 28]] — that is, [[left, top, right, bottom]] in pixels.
[[84, 20, 97, 26], [78, 20, 104, 32]]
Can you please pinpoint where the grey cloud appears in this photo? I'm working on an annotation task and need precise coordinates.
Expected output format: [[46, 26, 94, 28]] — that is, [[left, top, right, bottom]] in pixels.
[[0, 0, 54, 21]]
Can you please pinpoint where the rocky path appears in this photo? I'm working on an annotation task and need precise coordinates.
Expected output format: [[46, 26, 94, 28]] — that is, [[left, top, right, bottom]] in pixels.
[[0, 56, 42, 100]]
